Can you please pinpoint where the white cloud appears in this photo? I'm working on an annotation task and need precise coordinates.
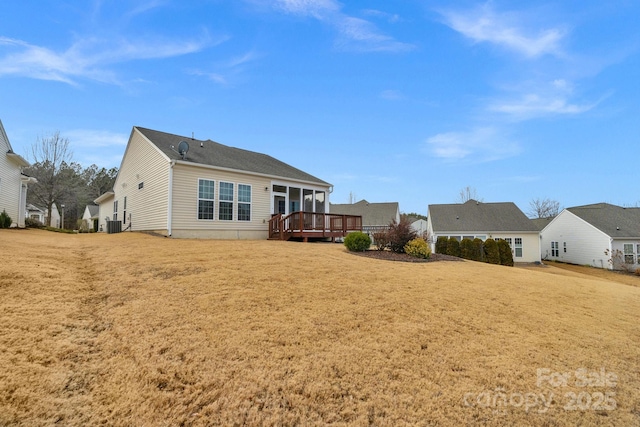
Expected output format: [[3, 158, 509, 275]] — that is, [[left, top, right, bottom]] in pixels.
[[272, 0, 340, 18], [334, 16, 413, 52], [440, 3, 566, 58], [489, 94, 596, 118], [0, 33, 214, 85], [425, 127, 521, 162], [487, 79, 601, 120], [251, 0, 413, 53], [189, 50, 262, 85]]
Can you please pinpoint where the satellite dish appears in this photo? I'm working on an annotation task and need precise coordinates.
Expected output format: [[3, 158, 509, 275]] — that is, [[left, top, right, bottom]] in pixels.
[[178, 141, 189, 159], [171, 140, 190, 159]]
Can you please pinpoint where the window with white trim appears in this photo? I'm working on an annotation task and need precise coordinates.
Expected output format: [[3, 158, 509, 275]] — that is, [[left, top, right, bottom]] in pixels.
[[113, 200, 118, 221], [219, 182, 233, 221], [238, 184, 251, 221], [514, 238, 523, 257], [623, 244, 635, 264], [198, 179, 215, 220], [551, 241, 559, 257]]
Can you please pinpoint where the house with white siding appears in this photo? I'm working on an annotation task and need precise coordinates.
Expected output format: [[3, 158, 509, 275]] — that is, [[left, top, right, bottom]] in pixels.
[[0, 120, 36, 228], [427, 200, 541, 263], [540, 203, 640, 270], [94, 126, 353, 239], [81, 204, 100, 231]]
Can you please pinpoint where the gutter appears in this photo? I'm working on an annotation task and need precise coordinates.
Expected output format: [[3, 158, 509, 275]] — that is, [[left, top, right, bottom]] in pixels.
[[167, 160, 175, 237]]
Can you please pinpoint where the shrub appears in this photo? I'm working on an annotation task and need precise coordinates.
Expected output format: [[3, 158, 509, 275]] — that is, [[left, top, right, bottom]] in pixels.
[[446, 238, 461, 257], [404, 238, 431, 259], [472, 238, 485, 262], [372, 230, 390, 251], [635, 268, 640, 277], [387, 217, 417, 253], [435, 236, 449, 254], [484, 238, 500, 264], [0, 210, 12, 228], [344, 231, 371, 252], [460, 238, 474, 260], [497, 239, 514, 266], [25, 217, 44, 228]]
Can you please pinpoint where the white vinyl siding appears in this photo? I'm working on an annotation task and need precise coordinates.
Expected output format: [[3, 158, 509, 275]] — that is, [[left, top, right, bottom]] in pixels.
[[540, 210, 612, 269], [0, 132, 24, 228]]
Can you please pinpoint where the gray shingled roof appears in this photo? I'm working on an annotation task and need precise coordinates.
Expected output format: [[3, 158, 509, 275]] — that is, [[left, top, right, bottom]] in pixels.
[[136, 127, 329, 185], [87, 204, 99, 218], [568, 203, 640, 238], [429, 200, 538, 233], [330, 200, 399, 227], [531, 217, 554, 231]]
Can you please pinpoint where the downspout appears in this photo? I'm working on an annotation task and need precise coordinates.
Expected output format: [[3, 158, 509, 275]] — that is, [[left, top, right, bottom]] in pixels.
[[167, 160, 175, 237]]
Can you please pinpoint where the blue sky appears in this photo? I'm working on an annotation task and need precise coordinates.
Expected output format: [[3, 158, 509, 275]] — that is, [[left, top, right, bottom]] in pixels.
[[1, 1, 639, 215]]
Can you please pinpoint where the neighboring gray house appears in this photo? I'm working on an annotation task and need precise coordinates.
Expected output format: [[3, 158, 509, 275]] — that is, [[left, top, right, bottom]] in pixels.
[[427, 199, 541, 263], [94, 126, 335, 239], [540, 203, 640, 269], [0, 119, 36, 227], [330, 199, 400, 238]]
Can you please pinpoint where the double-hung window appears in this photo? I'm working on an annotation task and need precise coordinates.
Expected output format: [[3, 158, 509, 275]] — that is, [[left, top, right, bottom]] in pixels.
[[219, 182, 233, 221], [198, 179, 215, 220], [551, 242, 559, 257], [113, 200, 118, 221], [623, 244, 635, 264], [514, 238, 523, 258], [238, 184, 251, 221]]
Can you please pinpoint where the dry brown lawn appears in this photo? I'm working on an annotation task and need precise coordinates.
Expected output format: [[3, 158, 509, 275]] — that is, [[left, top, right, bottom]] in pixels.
[[1, 229, 639, 426]]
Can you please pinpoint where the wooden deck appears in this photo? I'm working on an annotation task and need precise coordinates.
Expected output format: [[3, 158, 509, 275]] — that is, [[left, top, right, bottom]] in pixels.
[[268, 212, 362, 241]]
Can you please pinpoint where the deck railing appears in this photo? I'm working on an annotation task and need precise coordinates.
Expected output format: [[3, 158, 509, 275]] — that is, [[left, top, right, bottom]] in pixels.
[[268, 212, 362, 240]]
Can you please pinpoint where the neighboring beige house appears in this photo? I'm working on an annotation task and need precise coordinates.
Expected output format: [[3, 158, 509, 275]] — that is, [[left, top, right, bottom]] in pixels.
[[330, 199, 400, 240], [0, 119, 36, 227], [427, 199, 541, 263], [540, 203, 640, 269], [82, 204, 100, 231], [94, 126, 334, 238]]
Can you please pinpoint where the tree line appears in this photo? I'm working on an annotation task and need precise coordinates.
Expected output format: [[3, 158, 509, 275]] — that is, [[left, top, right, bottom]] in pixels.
[[24, 131, 117, 229]]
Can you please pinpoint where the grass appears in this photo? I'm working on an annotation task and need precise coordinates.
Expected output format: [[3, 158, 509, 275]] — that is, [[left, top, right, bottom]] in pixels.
[[1, 229, 639, 426]]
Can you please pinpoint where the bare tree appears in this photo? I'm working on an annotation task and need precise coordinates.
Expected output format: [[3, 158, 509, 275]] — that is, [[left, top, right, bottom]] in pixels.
[[457, 186, 483, 203], [528, 197, 561, 219], [25, 131, 73, 227]]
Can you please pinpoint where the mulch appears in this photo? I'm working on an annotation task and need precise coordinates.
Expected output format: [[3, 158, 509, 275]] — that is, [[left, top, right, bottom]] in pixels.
[[348, 250, 464, 263]]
